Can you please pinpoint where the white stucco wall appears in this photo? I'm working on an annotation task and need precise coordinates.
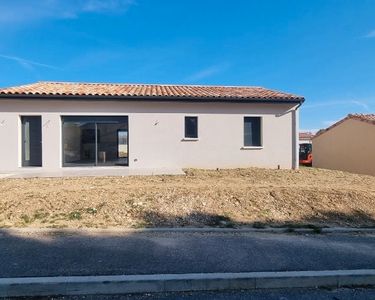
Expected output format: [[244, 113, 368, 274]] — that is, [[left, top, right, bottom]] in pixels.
[[0, 99, 299, 172], [299, 138, 312, 144]]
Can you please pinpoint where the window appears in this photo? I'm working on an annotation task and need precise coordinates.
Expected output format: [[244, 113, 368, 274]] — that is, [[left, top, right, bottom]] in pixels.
[[185, 116, 198, 138], [244, 117, 262, 147], [62, 116, 128, 167]]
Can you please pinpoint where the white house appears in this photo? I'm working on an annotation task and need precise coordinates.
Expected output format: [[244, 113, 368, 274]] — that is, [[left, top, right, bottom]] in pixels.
[[299, 132, 314, 144], [0, 82, 304, 175]]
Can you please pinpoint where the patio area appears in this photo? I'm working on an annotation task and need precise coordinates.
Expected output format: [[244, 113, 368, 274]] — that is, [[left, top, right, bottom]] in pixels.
[[0, 167, 184, 178]]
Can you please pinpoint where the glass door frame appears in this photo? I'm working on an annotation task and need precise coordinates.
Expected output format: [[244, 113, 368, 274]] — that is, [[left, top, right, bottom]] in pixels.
[[21, 115, 42, 167], [61, 116, 129, 167]]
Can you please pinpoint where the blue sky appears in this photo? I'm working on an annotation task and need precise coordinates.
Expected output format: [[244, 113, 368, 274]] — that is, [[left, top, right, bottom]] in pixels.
[[0, 0, 374, 131]]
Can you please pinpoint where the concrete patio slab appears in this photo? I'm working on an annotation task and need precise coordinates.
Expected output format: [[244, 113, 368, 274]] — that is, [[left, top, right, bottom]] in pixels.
[[0, 167, 185, 178]]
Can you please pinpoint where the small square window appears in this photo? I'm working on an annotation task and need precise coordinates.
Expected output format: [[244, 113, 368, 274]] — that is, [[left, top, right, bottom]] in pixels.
[[185, 116, 198, 138], [244, 117, 262, 147]]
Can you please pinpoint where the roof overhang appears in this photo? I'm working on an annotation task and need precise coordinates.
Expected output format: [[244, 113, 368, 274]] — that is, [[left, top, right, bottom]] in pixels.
[[0, 93, 305, 104]]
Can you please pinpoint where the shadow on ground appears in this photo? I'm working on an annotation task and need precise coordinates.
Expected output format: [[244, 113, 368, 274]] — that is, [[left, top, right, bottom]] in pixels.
[[136, 209, 375, 229]]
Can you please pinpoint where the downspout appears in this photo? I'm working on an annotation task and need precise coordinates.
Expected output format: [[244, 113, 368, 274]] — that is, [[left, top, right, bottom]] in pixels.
[[292, 101, 303, 170]]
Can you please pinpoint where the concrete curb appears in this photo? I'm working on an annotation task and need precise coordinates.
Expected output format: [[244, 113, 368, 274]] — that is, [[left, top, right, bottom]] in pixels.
[[1, 226, 375, 236], [1, 269, 375, 297]]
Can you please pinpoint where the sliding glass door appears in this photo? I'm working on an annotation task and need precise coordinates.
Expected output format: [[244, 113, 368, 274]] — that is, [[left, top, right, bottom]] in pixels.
[[62, 116, 128, 167], [96, 123, 128, 166]]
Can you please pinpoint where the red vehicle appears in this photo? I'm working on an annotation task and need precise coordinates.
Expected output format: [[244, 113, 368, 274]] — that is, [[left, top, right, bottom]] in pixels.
[[299, 143, 312, 166]]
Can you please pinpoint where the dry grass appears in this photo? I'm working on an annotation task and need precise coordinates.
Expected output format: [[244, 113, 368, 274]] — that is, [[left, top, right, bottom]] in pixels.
[[0, 167, 374, 228]]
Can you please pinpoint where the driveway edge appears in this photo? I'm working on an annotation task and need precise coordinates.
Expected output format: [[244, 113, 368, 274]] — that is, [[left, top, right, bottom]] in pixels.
[[1, 269, 375, 297]]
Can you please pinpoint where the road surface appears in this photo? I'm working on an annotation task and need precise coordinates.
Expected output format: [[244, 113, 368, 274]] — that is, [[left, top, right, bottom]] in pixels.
[[0, 229, 374, 278]]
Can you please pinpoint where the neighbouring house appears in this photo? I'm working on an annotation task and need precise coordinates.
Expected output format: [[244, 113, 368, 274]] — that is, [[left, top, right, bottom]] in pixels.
[[313, 114, 375, 176], [0, 82, 304, 175], [299, 132, 314, 144]]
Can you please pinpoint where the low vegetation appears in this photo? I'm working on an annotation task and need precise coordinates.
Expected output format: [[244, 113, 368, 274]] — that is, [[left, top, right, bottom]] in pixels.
[[0, 167, 374, 228]]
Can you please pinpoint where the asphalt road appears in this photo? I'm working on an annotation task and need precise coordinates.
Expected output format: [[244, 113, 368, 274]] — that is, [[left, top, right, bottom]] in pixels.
[[11, 288, 375, 300], [0, 229, 374, 278]]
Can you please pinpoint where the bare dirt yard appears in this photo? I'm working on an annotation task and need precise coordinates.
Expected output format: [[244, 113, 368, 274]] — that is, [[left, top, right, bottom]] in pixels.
[[0, 167, 374, 228]]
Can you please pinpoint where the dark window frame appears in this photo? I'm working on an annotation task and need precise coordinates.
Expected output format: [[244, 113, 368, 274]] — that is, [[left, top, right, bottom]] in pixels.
[[21, 115, 42, 167], [184, 116, 198, 139], [61, 116, 129, 167], [244, 116, 262, 147]]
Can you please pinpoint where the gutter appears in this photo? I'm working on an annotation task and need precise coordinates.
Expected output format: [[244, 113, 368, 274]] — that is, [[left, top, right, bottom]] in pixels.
[[291, 96, 305, 111]]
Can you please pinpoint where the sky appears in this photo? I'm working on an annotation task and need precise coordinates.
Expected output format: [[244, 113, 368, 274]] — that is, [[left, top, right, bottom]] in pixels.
[[0, 0, 374, 132]]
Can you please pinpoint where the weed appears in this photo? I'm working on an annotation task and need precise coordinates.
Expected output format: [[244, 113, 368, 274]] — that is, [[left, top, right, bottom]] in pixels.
[[21, 214, 32, 224], [33, 210, 49, 220], [85, 208, 97, 215], [48, 224, 66, 229], [68, 211, 82, 220]]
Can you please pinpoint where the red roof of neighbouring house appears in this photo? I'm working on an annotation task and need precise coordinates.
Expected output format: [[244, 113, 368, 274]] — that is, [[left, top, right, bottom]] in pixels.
[[314, 114, 375, 138], [0, 81, 304, 102], [299, 132, 315, 140]]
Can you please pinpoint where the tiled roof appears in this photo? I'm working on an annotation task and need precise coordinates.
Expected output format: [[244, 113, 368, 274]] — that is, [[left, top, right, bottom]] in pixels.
[[0, 81, 304, 102], [350, 113, 375, 124], [299, 132, 315, 140], [314, 114, 375, 138]]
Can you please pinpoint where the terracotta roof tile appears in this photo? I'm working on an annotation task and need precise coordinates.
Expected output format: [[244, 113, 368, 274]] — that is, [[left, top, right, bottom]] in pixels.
[[299, 132, 315, 139], [349, 113, 375, 123], [314, 114, 375, 138], [0, 81, 304, 102]]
